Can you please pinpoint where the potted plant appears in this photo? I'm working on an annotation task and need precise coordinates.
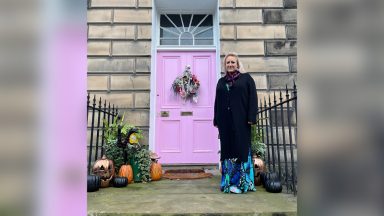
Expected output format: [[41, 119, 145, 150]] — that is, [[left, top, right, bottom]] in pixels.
[[251, 124, 266, 185], [103, 115, 137, 173], [103, 115, 151, 183], [127, 142, 151, 183], [251, 125, 266, 158]]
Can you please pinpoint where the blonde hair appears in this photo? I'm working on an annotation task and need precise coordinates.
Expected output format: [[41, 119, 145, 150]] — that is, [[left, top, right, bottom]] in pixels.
[[223, 52, 246, 73]]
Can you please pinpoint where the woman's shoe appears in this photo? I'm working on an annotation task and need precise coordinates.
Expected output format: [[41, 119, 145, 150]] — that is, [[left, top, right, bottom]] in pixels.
[[229, 186, 242, 194]]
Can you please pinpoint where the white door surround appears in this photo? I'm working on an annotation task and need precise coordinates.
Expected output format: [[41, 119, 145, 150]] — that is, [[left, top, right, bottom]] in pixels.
[[149, 0, 220, 153]]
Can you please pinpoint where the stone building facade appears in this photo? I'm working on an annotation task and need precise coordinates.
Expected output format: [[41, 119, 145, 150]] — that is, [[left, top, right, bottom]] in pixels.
[[87, 0, 297, 148]]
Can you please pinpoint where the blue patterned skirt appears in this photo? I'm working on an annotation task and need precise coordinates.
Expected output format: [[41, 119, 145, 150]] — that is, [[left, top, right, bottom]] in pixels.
[[220, 151, 256, 193]]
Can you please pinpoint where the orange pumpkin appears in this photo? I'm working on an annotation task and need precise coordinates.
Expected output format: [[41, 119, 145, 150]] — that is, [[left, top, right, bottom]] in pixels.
[[118, 164, 133, 184], [150, 161, 162, 181], [92, 155, 115, 187]]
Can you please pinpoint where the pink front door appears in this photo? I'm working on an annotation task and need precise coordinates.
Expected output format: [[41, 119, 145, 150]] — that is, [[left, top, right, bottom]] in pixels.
[[155, 51, 219, 164]]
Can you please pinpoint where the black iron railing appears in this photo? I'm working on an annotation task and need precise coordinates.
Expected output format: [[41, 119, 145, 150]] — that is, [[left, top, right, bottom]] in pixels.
[[87, 93, 119, 174], [256, 83, 297, 195]]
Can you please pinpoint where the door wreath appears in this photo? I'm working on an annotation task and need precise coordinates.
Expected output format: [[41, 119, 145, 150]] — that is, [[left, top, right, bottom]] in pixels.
[[171, 65, 200, 103]]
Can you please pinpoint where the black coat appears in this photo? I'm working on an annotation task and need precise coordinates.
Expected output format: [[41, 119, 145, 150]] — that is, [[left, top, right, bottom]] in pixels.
[[214, 73, 257, 162]]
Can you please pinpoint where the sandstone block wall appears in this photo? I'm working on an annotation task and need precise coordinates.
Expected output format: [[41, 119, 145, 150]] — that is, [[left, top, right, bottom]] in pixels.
[[87, 0, 297, 146]]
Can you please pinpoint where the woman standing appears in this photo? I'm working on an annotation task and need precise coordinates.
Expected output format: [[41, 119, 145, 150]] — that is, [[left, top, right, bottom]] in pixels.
[[214, 52, 257, 194]]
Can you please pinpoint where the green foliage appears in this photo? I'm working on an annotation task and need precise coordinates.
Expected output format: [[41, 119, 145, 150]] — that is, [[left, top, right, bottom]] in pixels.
[[103, 114, 150, 182], [129, 146, 151, 183], [251, 122, 266, 158], [103, 115, 143, 174], [104, 139, 124, 173], [103, 115, 143, 145]]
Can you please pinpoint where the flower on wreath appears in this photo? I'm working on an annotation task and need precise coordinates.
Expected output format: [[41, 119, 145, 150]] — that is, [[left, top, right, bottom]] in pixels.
[[171, 65, 200, 103]]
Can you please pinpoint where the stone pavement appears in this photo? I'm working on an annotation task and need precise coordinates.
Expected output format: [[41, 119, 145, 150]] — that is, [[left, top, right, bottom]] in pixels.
[[87, 170, 297, 216]]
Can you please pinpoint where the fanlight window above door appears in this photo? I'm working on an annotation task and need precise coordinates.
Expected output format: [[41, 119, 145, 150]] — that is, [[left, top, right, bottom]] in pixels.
[[160, 14, 214, 46]]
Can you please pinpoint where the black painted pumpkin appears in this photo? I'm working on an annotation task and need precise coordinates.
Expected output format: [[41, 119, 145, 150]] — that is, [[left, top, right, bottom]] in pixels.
[[265, 180, 282, 193], [260, 172, 267, 187], [261, 172, 280, 187], [87, 175, 101, 192], [113, 177, 128, 187]]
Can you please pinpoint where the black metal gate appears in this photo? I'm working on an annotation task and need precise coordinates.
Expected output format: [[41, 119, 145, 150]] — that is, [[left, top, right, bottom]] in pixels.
[[87, 93, 119, 174], [256, 83, 297, 195]]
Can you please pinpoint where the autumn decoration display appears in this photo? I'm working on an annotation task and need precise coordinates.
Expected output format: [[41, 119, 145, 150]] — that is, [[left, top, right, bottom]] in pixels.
[[171, 65, 200, 103]]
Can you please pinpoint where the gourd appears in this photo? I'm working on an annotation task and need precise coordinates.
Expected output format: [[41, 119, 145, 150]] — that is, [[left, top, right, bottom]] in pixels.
[[118, 164, 133, 184], [87, 175, 101, 192], [265, 180, 282, 193], [261, 172, 279, 187], [150, 152, 162, 181], [150, 162, 162, 181], [253, 157, 265, 186], [113, 177, 128, 187], [260, 172, 266, 186], [263, 172, 282, 193], [92, 155, 115, 188]]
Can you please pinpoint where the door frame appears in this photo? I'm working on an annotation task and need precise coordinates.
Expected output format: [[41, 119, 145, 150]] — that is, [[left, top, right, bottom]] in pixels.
[[149, 0, 221, 153]]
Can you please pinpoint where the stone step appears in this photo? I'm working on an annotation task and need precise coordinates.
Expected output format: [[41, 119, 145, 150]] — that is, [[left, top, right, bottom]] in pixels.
[[161, 164, 220, 176], [161, 164, 218, 170], [88, 175, 297, 216], [89, 212, 297, 216]]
